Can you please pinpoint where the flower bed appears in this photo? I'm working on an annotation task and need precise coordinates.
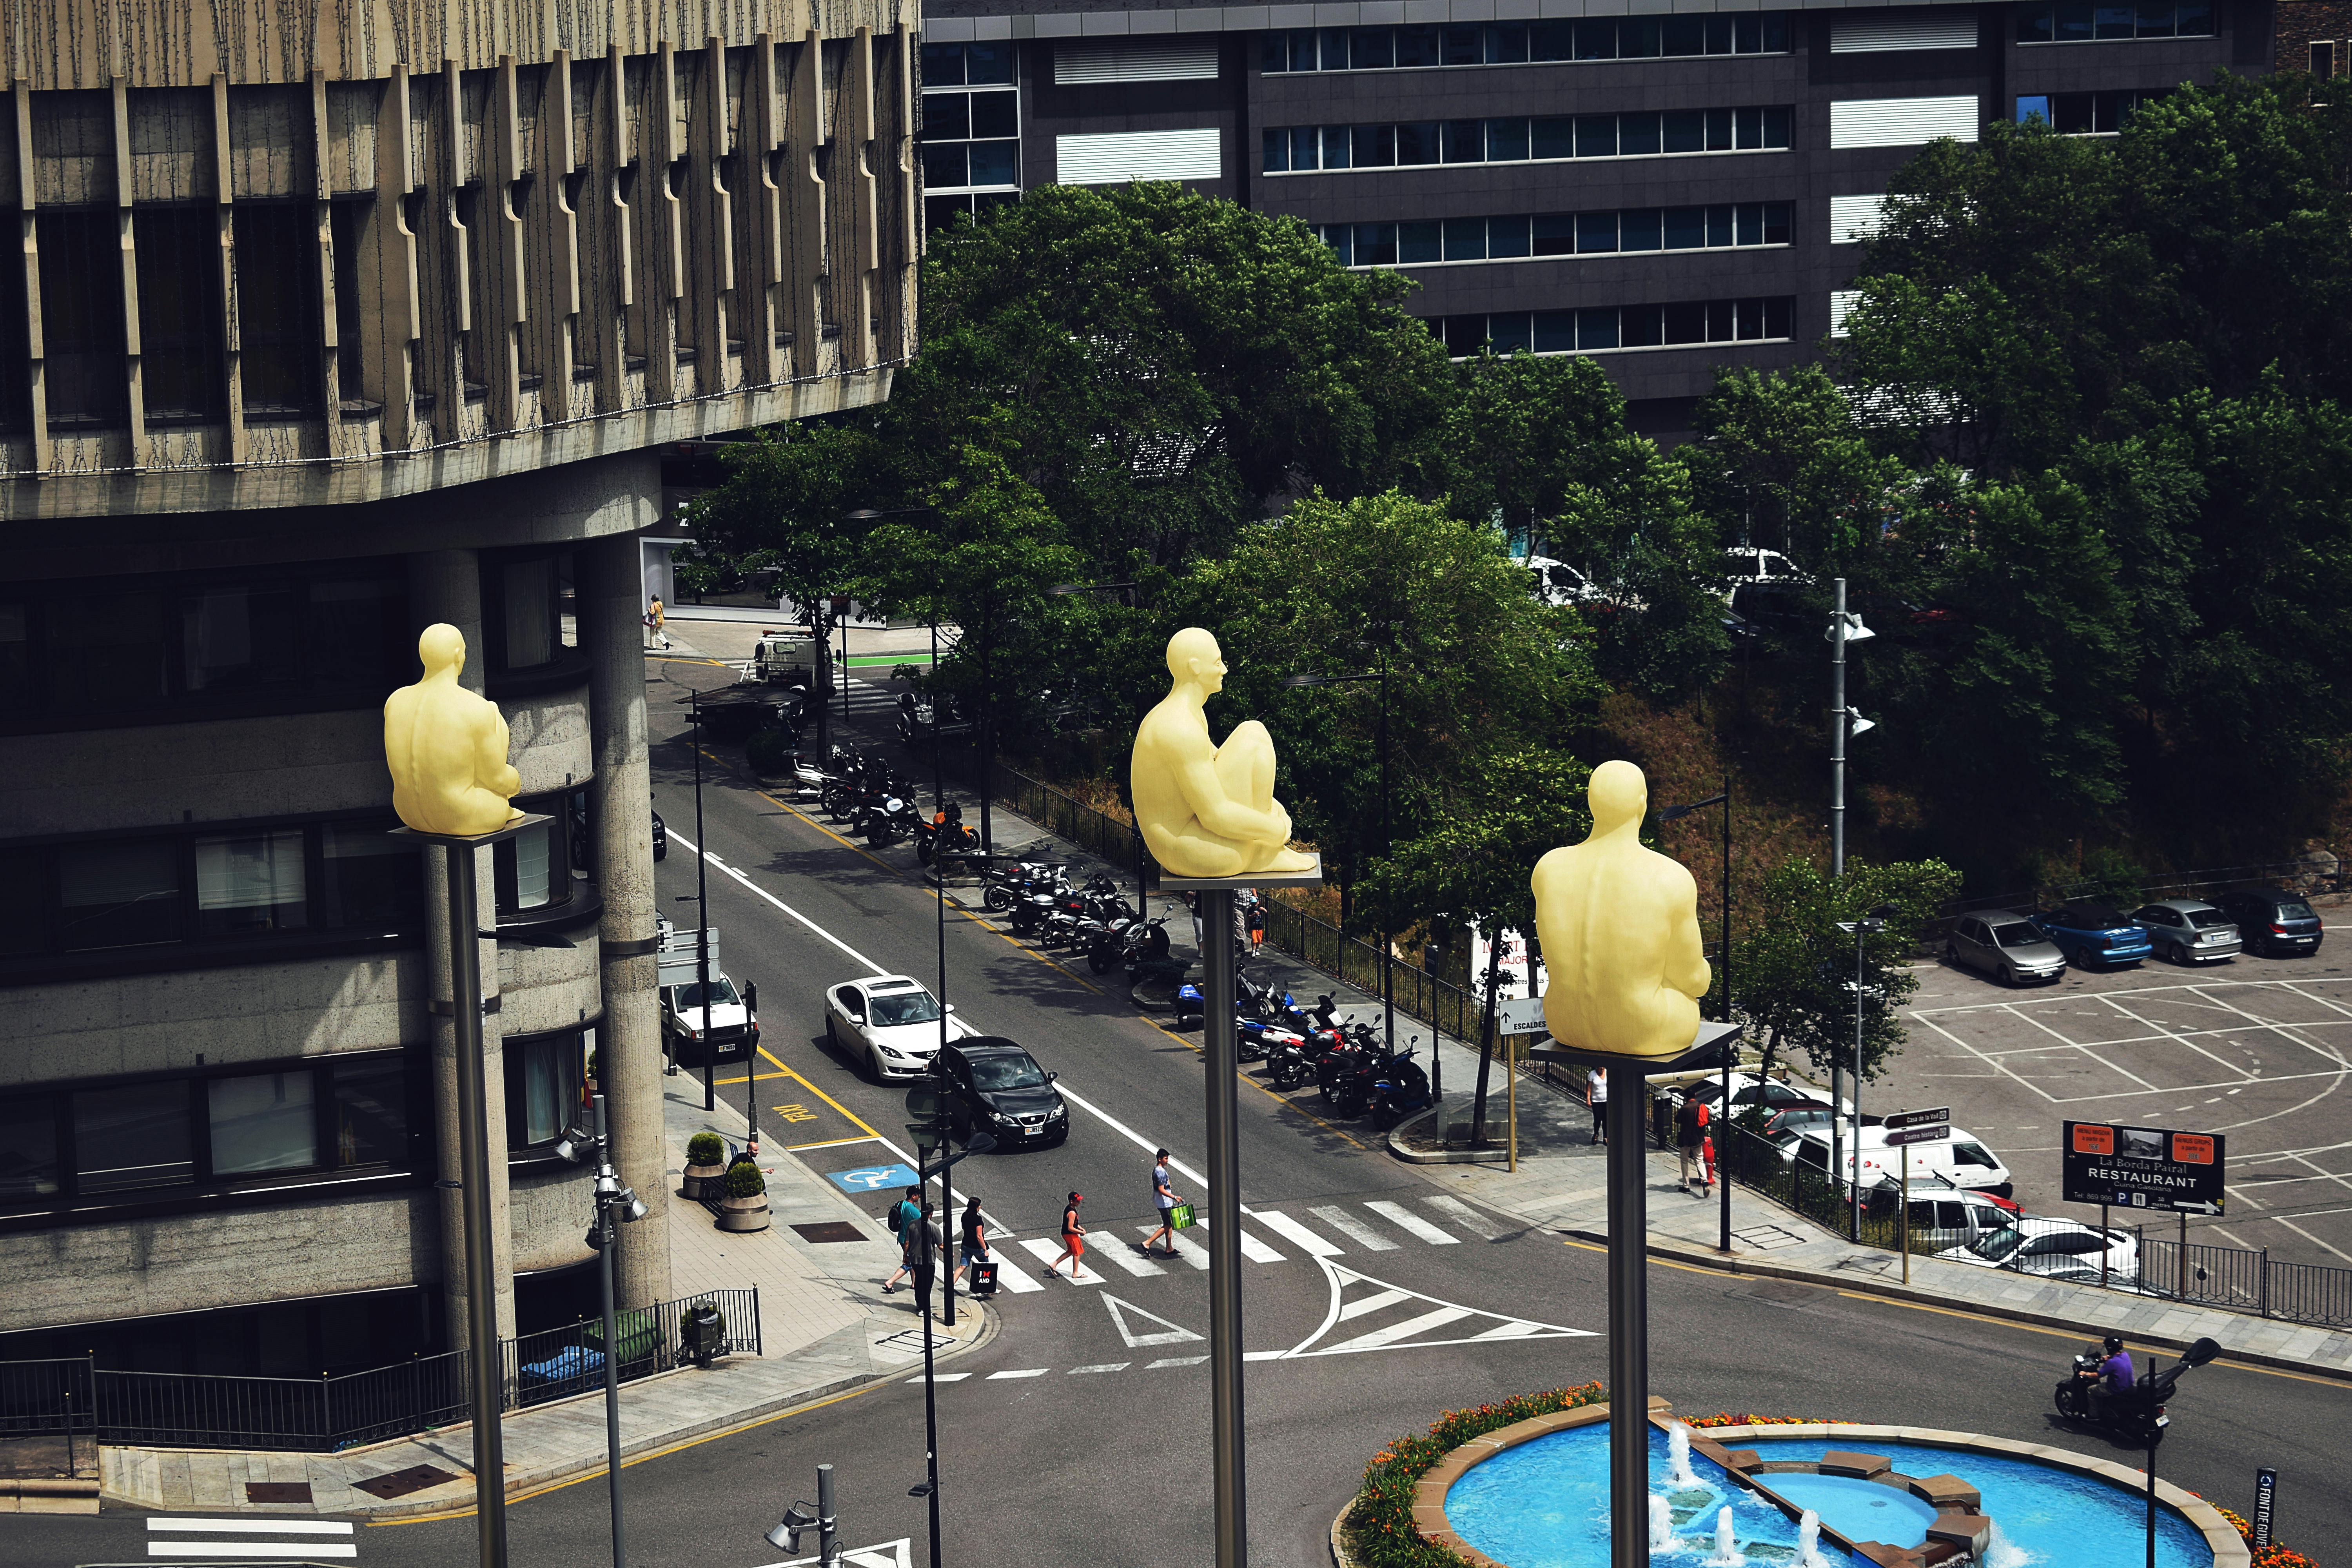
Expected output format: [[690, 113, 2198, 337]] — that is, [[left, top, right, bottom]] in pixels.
[[1343, 1383, 1606, 1568], [2213, 1504, 2319, 1568]]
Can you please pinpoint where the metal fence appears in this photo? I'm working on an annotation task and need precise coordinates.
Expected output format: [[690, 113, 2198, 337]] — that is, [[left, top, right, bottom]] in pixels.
[[0, 1289, 761, 1454], [988, 762, 1156, 888]]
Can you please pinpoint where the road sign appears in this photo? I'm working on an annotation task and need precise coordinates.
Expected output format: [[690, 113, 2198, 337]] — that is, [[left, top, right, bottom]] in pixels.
[[824, 1161, 920, 1194], [904, 1084, 942, 1122], [1884, 1106, 1949, 1130], [1884, 1106, 1949, 1145], [656, 926, 720, 987], [1497, 995, 1548, 1036], [2062, 1121, 2227, 1214], [2253, 1468, 2277, 1549]]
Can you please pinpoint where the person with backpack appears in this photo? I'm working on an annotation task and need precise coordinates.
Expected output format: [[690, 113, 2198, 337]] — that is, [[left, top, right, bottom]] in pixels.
[[950, 1194, 989, 1294], [882, 1185, 924, 1293]]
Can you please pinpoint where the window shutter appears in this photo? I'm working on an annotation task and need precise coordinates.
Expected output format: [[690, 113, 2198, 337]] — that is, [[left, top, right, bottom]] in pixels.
[[1830, 12, 1980, 51], [1054, 128, 1222, 184], [1829, 96, 1980, 148], [1830, 194, 1889, 243], [1830, 290, 1863, 337], [1054, 41, 1222, 84]]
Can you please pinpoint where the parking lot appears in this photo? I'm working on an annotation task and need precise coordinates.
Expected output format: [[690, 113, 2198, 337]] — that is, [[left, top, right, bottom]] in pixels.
[[1879, 939, 2352, 1269]]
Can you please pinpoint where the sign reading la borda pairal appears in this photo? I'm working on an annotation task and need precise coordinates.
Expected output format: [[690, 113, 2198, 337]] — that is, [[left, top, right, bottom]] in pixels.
[[2062, 1121, 2226, 1214]]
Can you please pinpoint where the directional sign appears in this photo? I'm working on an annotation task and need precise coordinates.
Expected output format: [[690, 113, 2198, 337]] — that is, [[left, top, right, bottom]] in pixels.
[[656, 926, 720, 987], [1884, 1106, 1949, 1130], [1883, 1106, 1950, 1146], [824, 1162, 920, 1194], [2062, 1121, 2227, 1214], [1497, 995, 1548, 1036]]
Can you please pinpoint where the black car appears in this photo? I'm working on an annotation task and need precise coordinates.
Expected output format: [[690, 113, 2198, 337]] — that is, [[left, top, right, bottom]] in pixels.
[[940, 1038, 1070, 1148], [652, 811, 667, 861], [1728, 581, 1813, 636], [2210, 887, 2325, 957]]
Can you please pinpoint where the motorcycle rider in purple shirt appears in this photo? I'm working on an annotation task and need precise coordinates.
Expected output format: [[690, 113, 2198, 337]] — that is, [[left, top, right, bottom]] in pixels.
[[2089, 1334, 2135, 1422]]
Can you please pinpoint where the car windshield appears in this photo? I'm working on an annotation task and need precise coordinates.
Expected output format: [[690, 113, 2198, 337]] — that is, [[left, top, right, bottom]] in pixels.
[[2188, 909, 2234, 929], [674, 978, 739, 1009], [969, 1054, 1048, 1092], [2278, 900, 2317, 921], [869, 991, 943, 1027], [1967, 1228, 2023, 1260], [1991, 922, 2043, 946]]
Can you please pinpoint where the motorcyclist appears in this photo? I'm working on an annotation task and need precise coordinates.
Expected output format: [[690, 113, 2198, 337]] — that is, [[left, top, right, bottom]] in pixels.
[[2088, 1334, 2134, 1423]]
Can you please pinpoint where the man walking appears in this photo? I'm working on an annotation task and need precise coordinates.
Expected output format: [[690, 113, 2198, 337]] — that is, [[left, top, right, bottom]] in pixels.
[[882, 1185, 924, 1293], [1588, 1067, 1608, 1145], [1143, 1151, 1185, 1257], [1675, 1093, 1710, 1195]]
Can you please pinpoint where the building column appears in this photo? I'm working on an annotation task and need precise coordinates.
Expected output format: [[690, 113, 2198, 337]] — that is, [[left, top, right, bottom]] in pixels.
[[585, 533, 672, 1308], [408, 550, 519, 1348]]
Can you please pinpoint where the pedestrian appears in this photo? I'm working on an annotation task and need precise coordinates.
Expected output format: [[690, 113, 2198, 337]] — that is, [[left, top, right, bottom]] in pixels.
[[648, 594, 671, 650], [1588, 1066, 1608, 1146], [1675, 1093, 1710, 1194], [1143, 1150, 1185, 1257], [951, 1194, 988, 1294], [1245, 895, 1267, 954], [1700, 1129, 1717, 1194], [1049, 1191, 1086, 1279], [882, 1185, 923, 1293]]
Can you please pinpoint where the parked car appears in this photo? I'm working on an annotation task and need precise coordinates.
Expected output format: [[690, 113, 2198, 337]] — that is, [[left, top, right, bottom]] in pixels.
[[2209, 888, 2326, 958], [2132, 900, 2242, 965], [939, 1037, 1071, 1148], [1663, 1071, 1829, 1118], [824, 975, 978, 1082], [1791, 1124, 2014, 1200], [1896, 1187, 2020, 1254], [1943, 909, 2068, 986], [1723, 545, 1806, 591], [652, 810, 667, 862], [1527, 556, 1603, 608], [2029, 901, 2154, 968], [1728, 580, 1814, 637], [1935, 1219, 2138, 1280], [661, 973, 756, 1063]]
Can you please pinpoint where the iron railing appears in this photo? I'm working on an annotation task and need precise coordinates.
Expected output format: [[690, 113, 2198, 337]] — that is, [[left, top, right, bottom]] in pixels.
[[0, 1288, 760, 1454], [987, 762, 1157, 889]]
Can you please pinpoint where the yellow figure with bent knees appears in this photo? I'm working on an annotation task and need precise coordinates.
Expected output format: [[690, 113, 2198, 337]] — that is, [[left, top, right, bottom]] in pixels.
[[383, 624, 523, 837], [1132, 628, 1318, 880], [1533, 760, 1711, 1058]]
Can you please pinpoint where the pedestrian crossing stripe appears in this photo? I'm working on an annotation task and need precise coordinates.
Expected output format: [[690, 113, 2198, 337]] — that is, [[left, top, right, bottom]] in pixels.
[[1279, 1257, 1596, 1358], [1132, 1226, 1211, 1269], [1014, 1235, 1106, 1285], [766, 1537, 913, 1568]]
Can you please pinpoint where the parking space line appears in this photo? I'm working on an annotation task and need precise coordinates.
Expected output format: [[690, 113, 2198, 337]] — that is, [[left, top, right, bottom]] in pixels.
[[2096, 995, 2263, 1082]]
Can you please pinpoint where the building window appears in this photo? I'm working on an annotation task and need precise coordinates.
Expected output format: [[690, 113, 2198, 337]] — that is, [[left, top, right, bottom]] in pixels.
[[493, 797, 574, 915], [133, 206, 228, 423], [481, 550, 580, 677], [2314, 41, 2337, 76], [0, 218, 27, 432], [181, 582, 307, 693], [334, 1057, 411, 1167], [1427, 297, 1793, 358], [2014, 0, 2213, 41], [505, 1029, 588, 1150], [1321, 202, 1791, 266], [208, 1070, 319, 1176], [195, 828, 310, 938], [60, 839, 185, 952], [73, 1080, 196, 1194], [36, 209, 129, 427], [922, 41, 1021, 233], [2016, 88, 2163, 132], [321, 819, 425, 931], [1264, 107, 1791, 174], [330, 199, 369, 406], [0, 1097, 62, 1200], [1261, 15, 1789, 71], [234, 202, 324, 417]]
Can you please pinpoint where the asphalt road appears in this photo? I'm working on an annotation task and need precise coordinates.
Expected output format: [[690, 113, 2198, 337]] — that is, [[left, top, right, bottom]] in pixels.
[[13, 676, 2349, 1568]]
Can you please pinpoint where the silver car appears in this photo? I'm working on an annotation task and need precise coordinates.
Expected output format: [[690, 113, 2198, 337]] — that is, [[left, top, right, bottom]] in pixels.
[[1943, 909, 2067, 986], [2133, 899, 2241, 965]]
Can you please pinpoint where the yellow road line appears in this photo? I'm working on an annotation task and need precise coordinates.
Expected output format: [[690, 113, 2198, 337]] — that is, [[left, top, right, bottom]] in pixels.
[[1558, 1237, 1715, 1275], [712, 1071, 797, 1085], [787, 1134, 883, 1151], [757, 1043, 879, 1138]]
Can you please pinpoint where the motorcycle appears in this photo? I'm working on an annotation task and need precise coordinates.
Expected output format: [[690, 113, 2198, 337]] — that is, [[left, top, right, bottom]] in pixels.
[[915, 804, 982, 866], [1091, 914, 1171, 975], [859, 793, 924, 848], [2054, 1344, 2164, 1444], [1367, 1044, 1435, 1129]]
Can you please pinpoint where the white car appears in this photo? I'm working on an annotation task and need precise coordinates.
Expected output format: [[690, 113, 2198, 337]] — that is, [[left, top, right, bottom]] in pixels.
[[1936, 1219, 2139, 1281], [824, 975, 976, 1081], [660, 974, 757, 1063], [1791, 1123, 2014, 1200]]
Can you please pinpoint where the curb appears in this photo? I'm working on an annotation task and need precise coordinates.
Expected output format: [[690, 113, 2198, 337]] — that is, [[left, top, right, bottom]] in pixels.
[[1564, 1228, 2352, 1388], [0, 1477, 98, 1515], [1387, 1106, 1509, 1166]]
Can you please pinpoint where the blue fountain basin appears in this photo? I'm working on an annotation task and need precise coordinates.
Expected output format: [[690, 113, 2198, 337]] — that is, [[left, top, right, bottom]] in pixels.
[[1758, 1472, 1940, 1549]]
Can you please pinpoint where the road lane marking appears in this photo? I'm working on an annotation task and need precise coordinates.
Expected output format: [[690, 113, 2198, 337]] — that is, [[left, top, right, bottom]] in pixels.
[[1136, 1227, 1212, 1269], [148, 1547, 356, 1560], [1426, 1196, 1508, 1240], [1092, 1243, 1168, 1277], [1338, 1289, 1410, 1321], [907, 1373, 972, 1383], [1365, 1201, 1459, 1245], [1148, 1356, 1209, 1368], [983, 1254, 1044, 1293], [1191, 1215, 1284, 1262], [1070, 1363, 1131, 1374], [1253, 1209, 1344, 1258], [149, 1522, 355, 1534], [1014, 1237, 1105, 1284], [1310, 1205, 1401, 1250], [986, 1368, 1049, 1379]]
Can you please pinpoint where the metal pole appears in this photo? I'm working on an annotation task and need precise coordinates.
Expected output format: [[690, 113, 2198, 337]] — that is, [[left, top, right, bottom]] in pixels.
[[695, 691, 713, 1113], [1720, 776, 1733, 1253], [2103, 1203, 2111, 1289], [1606, 1081, 1652, 1568], [817, 1463, 840, 1568], [2146, 1437, 2159, 1568], [1851, 921, 1866, 1243], [593, 1095, 625, 1568], [445, 841, 508, 1568], [1379, 666, 1394, 1062], [1900, 1145, 1911, 1285], [920, 1233, 942, 1568], [2179, 1212, 2188, 1299], [1201, 889, 1247, 1568], [1832, 577, 1847, 879], [933, 578, 955, 1332]]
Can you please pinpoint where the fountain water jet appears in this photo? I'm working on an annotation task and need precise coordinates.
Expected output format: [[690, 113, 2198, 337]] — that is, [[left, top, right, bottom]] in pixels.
[[1649, 1494, 1678, 1553], [1984, 1521, 2034, 1568], [1666, 1422, 1699, 1488], [1795, 1509, 1831, 1568], [1702, 1505, 1744, 1567]]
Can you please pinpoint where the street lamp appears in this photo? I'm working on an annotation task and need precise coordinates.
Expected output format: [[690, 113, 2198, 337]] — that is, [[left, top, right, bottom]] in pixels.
[[555, 1094, 649, 1568], [898, 1118, 994, 1568], [1659, 780, 1733, 1251], [2139, 1339, 2220, 1568], [766, 1466, 837, 1565], [1834, 903, 1899, 1241], [1828, 578, 1876, 878], [1283, 664, 1395, 1067]]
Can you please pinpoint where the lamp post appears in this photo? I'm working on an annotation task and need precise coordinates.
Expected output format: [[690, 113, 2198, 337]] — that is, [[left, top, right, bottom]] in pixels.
[[1828, 579, 1875, 879], [690, 689, 714, 1112], [903, 1122, 994, 1568], [1283, 664, 1393, 1060], [1835, 904, 1897, 1241], [1660, 779, 1733, 1251], [766, 1465, 838, 1567], [554, 1094, 650, 1568]]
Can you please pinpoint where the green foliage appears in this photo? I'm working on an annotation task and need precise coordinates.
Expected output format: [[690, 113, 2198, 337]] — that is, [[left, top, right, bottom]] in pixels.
[[1345, 1383, 1607, 1568], [685, 1132, 725, 1167], [724, 1161, 767, 1200], [1731, 857, 1961, 1085], [1363, 749, 1596, 942], [691, 423, 878, 626], [745, 725, 798, 776]]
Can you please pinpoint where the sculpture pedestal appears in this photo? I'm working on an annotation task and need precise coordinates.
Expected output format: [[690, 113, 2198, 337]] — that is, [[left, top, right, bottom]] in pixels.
[[1532, 1022, 1741, 1568], [1158, 857, 1322, 1568]]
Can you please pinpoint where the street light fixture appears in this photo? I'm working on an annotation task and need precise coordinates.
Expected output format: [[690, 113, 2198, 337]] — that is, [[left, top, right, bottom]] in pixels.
[[1828, 580, 1876, 878], [554, 1094, 650, 1568], [1283, 664, 1399, 1078], [1659, 781, 1733, 1252], [1834, 903, 1899, 1241], [765, 1465, 837, 1564]]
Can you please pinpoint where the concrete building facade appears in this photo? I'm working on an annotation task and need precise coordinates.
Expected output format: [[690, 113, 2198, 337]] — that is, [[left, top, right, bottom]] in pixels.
[[917, 0, 2273, 435], [0, 0, 917, 1379]]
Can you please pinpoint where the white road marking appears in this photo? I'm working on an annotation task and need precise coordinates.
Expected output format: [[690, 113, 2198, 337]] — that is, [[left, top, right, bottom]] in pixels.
[[148, 1548, 356, 1561], [1103, 1294, 1204, 1348], [1192, 1214, 1285, 1262], [986, 1368, 1050, 1379], [907, 1373, 972, 1382], [1135, 1226, 1212, 1269], [1425, 1196, 1508, 1239], [1070, 1363, 1131, 1374], [1093, 1243, 1168, 1278], [1147, 1356, 1209, 1368], [1338, 1289, 1410, 1321], [983, 1254, 1044, 1293], [1283, 1258, 1595, 1358], [1015, 1236, 1105, 1284], [1365, 1201, 1458, 1245], [1328, 1306, 1477, 1351], [149, 1522, 355, 1535], [1252, 1209, 1344, 1257], [1310, 1205, 1401, 1250]]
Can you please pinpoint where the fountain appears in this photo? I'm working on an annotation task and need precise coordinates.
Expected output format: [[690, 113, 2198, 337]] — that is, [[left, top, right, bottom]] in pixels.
[[1649, 1494, 1679, 1553], [1666, 1422, 1699, 1488], [1702, 1505, 1745, 1567], [1796, 1509, 1831, 1568], [1985, 1521, 2034, 1568]]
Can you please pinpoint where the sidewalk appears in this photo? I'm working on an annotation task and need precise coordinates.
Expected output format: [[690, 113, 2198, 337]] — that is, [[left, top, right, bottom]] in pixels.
[[100, 1082, 991, 1518]]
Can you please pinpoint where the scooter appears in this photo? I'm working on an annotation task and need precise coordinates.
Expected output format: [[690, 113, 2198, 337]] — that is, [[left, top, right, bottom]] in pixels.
[[2054, 1343, 2165, 1445], [1367, 1045, 1434, 1130]]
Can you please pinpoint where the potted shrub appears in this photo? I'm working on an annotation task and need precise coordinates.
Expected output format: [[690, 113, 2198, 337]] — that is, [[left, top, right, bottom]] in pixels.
[[719, 1158, 771, 1233], [681, 1132, 727, 1200]]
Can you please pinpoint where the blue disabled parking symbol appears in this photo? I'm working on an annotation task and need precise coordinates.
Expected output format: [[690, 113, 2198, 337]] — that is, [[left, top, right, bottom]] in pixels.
[[826, 1162, 920, 1194]]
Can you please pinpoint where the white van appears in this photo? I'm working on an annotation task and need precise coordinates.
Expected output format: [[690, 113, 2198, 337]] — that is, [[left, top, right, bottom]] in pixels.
[[1791, 1124, 2013, 1200]]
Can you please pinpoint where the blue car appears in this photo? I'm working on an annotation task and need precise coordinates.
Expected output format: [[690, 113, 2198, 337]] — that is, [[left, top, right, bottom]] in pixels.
[[2030, 901, 2153, 967]]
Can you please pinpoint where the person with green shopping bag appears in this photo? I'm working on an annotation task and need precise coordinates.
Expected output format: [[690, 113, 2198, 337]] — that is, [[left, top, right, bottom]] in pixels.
[[1143, 1149, 1189, 1258]]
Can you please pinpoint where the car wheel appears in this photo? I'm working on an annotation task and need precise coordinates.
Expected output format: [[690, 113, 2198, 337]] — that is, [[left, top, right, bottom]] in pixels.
[[869, 1047, 888, 1083], [1944, 941, 1960, 967], [825, 1015, 840, 1053]]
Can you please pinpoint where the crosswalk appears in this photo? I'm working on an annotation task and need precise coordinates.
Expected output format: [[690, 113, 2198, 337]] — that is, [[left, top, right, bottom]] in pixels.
[[966, 1194, 1499, 1298], [146, 1519, 356, 1559]]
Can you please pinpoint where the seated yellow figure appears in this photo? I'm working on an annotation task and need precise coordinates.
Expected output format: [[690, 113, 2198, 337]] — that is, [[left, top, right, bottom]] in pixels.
[[383, 624, 523, 837], [1533, 760, 1711, 1058], [1132, 628, 1317, 880]]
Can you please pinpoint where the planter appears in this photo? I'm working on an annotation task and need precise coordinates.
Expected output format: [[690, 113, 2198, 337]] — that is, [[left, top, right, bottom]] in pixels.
[[681, 1162, 726, 1201], [719, 1192, 771, 1232]]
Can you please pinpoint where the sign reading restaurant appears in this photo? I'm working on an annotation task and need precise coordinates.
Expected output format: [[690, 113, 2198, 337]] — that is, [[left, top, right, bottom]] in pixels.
[[2061, 1121, 2227, 1214]]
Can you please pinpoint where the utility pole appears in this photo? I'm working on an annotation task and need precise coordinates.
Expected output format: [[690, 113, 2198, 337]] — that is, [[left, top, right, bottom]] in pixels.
[[1831, 576, 1847, 879]]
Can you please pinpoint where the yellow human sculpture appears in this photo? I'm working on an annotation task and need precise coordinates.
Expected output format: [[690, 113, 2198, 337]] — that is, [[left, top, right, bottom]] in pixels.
[[1132, 628, 1318, 880], [383, 624, 523, 837], [1532, 760, 1711, 1058]]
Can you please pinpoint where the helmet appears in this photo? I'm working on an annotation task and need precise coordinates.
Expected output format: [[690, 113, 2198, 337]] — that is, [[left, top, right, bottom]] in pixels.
[[2103, 1335, 2125, 1354]]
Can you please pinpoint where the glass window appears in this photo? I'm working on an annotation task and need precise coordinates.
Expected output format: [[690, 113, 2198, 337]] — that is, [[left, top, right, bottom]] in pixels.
[[922, 42, 966, 85], [1354, 223, 1397, 265], [1443, 218, 1485, 261], [2057, 2, 2095, 38], [1662, 16, 1706, 55], [1488, 215, 1530, 258], [1621, 18, 1661, 56], [1763, 203, 1791, 245], [0, 847, 45, 957], [1574, 115, 1616, 158], [0, 600, 29, 711], [1353, 124, 1396, 167], [1485, 118, 1528, 161], [1350, 27, 1394, 69], [1533, 311, 1575, 353], [45, 590, 167, 711], [508, 1033, 584, 1149], [1261, 129, 1288, 173], [1577, 307, 1619, 350], [2134, 1, 2174, 34], [323, 818, 419, 929], [333, 1058, 409, 1167], [1489, 313, 1532, 354], [1292, 126, 1322, 171], [1763, 107, 1792, 148], [60, 839, 183, 951], [1664, 301, 1708, 345], [1485, 24, 1528, 62], [2018, 3, 2056, 40], [1320, 126, 1352, 170], [209, 1070, 319, 1175], [502, 558, 556, 670], [195, 828, 309, 937], [1708, 205, 1736, 246], [1532, 21, 1574, 60], [1621, 209, 1663, 251], [927, 94, 970, 140], [2174, 0, 2212, 34], [970, 94, 1018, 139], [234, 203, 323, 417], [1532, 214, 1575, 256], [74, 1080, 195, 1193], [36, 207, 127, 426], [515, 823, 552, 909], [1664, 111, 1704, 154], [307, 575, 405, 691], [181, 583, 305, 692], [1442, 25, 1481, 64], [1706, 108, 1735, 150], [1441, 120, 1483, 162], [0, 1096, 60, 1199], [135, 206, 227, 422], [1623, 304, 1664, 347], [1664, 207, 1706, 250], [1576, 212, 1618, 253], [1573, 19, 1615, 58], [1319, 28, 1350, 67], [1619, 114, 1661, 157], [2094, 4, 2135, 35], [1395, 25, 1440, 67], [1399, 221, 1442, 264], [965, 42, 1015, 84]]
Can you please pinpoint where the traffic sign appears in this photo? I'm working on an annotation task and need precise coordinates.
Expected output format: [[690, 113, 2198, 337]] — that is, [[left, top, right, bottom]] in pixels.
[[2062, 1121, 2227, 1214], [904, 1084, 943, 1123], [1884, 1106, 1948, 1130], [824, 1162, 920, 1194], [1884, 1123, 1951, 1147], [656, 925, 720, 987], [1497, 995, 1548, 1036]]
